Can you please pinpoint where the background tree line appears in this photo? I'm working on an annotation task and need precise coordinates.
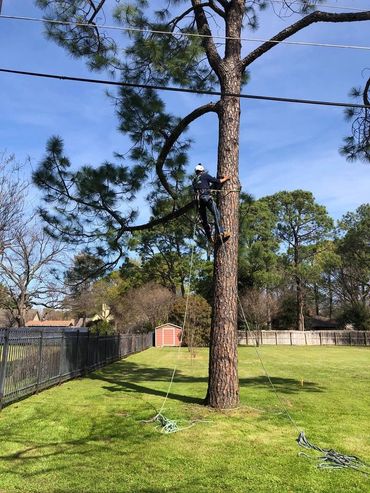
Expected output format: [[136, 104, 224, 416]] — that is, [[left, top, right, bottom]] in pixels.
[[60, 189, 370, 335], [0, 151, 368, 334]]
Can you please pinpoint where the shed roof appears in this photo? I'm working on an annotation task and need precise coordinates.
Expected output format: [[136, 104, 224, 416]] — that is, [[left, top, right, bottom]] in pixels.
[[155, 323, 182, 330]]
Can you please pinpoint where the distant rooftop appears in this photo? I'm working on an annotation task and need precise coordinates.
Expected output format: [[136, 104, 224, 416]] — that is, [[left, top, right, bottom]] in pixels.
[[25, 320, 75, 327]]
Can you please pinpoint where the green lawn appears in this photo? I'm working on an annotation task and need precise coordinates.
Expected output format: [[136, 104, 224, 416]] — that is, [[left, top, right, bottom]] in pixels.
[[0, 346, 369, 493]]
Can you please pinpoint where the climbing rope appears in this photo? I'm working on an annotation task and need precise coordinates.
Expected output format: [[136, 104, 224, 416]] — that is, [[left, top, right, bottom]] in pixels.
[[214, 210, 369, 474], [144, 221, 198, 433], [297, 432, 370, 474]]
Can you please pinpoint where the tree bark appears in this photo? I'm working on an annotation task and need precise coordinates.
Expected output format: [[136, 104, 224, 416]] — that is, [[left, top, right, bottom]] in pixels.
[[314, 284, 320, 316], [205, 2, 243, 408]]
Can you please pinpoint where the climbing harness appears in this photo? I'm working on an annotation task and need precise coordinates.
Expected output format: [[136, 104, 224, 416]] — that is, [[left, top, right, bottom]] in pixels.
[[193, 172, 240, 243]]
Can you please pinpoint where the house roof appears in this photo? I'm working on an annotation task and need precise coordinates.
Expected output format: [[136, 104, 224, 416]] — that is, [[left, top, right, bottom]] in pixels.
[[306, 316, 338, 329], [25, 320, 75, 327]]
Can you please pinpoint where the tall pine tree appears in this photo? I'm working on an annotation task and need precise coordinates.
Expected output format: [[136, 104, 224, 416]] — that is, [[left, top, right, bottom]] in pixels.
[[34, 1, 370, 408]]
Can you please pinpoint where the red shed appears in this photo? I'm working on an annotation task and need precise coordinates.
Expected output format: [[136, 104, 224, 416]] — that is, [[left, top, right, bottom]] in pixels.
[[155, 323, 182, 347]]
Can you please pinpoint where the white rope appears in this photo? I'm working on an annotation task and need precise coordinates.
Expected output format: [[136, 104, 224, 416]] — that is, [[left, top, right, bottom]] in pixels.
[[1, 13, 370, 52], [157, 220, 198, 417]]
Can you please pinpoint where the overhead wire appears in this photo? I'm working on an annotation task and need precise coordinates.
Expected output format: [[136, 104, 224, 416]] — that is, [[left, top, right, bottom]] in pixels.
[[270, 0, 368, 13], [1, 67, 370, 110], [1, 12, 370, 52]]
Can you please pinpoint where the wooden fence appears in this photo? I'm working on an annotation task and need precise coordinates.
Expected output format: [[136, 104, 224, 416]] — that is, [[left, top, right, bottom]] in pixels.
[[238, 330, 370, 346], [0, 328, 153, 408]]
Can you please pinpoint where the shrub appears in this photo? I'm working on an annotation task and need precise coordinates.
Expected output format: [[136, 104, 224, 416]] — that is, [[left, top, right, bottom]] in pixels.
[[170, 295, 211, 350], [337, 303, 370, 330]]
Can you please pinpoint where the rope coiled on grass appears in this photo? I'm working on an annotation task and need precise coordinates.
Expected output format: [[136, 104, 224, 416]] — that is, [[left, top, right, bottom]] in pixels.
[[297, 432, 369, 474]]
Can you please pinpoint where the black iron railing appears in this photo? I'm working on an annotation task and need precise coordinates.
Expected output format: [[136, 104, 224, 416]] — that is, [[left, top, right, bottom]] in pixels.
[[0, 328, 153, 408]]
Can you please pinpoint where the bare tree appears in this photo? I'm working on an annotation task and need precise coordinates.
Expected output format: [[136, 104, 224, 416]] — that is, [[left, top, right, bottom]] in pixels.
[[240, 288, 279, 332], [111, 282, 175, 332], [0, 153, 28, 252], [0, 223, 65, 327]]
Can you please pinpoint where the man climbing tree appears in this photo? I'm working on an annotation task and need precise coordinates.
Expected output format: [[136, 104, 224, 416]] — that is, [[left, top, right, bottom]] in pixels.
[[33, 1, 370, 409], [193, 164, 230, 243]]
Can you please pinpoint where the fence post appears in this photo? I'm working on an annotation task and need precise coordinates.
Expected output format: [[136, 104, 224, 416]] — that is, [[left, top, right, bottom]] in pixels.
[[96, 332, 100, 368], [58, 331, 65, 384], [290, 332, 292, 346], [104, 332, 107, 364], [36, 331, 44, 393], [334, 332, 337, 346], [85, 331, 90, 374], [365, 332, 368, 347], [0, 329, 10, 410], [349, 331, 352, 346], [75, 330, 80, 375], [319, 332, 322, 345]]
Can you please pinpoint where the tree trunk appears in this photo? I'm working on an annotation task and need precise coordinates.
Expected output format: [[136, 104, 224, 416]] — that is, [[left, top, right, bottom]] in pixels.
[[266, 288, 272, 329], [205, 65, 241, 408], [17, 306, 27, 328], [328, 275, 333, 319], [296, 277, 305, 331], [314, 283, 320, 315]]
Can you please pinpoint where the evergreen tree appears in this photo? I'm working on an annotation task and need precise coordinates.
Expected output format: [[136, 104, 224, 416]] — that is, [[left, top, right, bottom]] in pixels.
[[265, 190, 334, 331], [341, 78, 370, 162], [336, 204, 370, 307], [33, 1, 370, 408]]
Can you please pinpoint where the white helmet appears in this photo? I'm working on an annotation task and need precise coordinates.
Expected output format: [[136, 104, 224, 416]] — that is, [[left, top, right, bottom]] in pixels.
[[195, 164, 204, 172]]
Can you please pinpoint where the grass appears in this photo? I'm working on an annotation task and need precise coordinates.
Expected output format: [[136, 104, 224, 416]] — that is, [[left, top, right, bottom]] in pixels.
[[0, 346, 369, 493]]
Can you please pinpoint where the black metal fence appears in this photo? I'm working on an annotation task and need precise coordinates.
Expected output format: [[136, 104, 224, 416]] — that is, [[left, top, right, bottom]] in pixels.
[[0, 328, 153, 408]]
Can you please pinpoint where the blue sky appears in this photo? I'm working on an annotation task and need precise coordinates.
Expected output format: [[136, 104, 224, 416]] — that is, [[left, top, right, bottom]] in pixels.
[[1, 0, 370, 223]]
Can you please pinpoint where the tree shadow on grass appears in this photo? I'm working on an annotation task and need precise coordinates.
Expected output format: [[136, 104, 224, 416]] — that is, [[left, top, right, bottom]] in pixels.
[[239, 376, 325, 394], [88, 360, 207, 405], [0, 407, 163, 477], [87, 360, 325, 407], [0, 362, 325, 485]]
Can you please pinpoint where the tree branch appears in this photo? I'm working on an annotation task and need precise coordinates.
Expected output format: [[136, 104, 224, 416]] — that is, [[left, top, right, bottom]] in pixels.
[[168, 2, 212, 30], [241, 10, 370, 70], [126, 200, 196, 232], [156, 101, 220, 198], [364, 77, 370, 106], [191, 0, 222, 74], [87, 0, 106, 24], [209, 0, 226, 19]]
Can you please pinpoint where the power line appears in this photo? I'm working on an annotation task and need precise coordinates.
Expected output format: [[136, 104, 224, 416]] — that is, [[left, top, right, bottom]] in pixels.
[[1, 13, 370, 52], [270, 0, 367, 13], [1, 67, 369, 110]]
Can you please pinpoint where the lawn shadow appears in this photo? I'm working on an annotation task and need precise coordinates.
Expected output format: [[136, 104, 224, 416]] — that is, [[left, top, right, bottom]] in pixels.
[[87, 360, 325, 406], [239, 375, 325, 394], [88, 360, 207, 405]]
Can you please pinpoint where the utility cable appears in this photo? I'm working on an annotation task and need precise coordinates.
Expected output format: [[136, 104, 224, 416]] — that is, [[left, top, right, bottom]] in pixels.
[[1, 67, 370, 110], [270, 0, 367, 13], [1, 13, 370, 52]]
